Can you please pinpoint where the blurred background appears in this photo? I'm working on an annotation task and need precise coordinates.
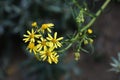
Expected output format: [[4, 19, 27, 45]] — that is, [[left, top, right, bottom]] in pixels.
[[0, 0, 120, 80]]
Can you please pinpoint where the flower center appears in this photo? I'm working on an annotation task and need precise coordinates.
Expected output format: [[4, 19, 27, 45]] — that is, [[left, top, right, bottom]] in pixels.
[[28, 43, 35, 49], [52, 39, 57, 43], [46, 51, 51, 56], [30, 33, 34, 38], [41, 24, 48, 30], [41, 41, 46, 46]]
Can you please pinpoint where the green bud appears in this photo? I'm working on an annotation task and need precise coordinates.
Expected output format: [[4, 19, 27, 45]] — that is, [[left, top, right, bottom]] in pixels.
[[84, 8, 87, 11], [76, 10, 84, 23], [74, 52, 80, 61], [84, 40, 88, 45], [81, 14, 84, 22], [88, 38, 93, 43], [79, 32, 82, 36]]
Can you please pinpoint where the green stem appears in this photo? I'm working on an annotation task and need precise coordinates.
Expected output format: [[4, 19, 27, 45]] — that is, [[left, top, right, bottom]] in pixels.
[[58, 33, 79, 53], [57, 43, 72, 53], [58, 0, 111, 53], [83, 11, 95, 18], [80, 0, 111, 32]]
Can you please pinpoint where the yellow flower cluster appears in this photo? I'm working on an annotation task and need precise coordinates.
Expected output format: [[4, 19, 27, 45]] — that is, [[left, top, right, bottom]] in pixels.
[[23, 22, 63, 64]]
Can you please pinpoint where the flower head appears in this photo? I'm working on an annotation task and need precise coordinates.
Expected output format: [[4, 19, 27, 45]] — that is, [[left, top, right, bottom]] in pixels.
[[23, 29, 41, 43], [27, 42, 37, 54], [37, 37, 48, 51], [32, 22, 37, 27], [40, 23, 54, 33], [47, 32, 63, 48], [40, 47, 59, 64], [87, 29, 93, 34]]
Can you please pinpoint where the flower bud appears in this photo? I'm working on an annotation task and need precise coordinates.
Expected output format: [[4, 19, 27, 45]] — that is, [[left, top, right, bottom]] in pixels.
[[84, 40, 88, 45], [89, 38, 93, 43], [32, 22, 37, 27], [87, 29, 93, 34], [74, 52, 80, 61], [79, 32, 82, 36]]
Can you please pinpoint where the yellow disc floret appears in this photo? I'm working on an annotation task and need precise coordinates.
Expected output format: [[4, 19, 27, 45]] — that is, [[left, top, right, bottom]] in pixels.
[[37, 37, 48, 51], [87, 29, 93, 34], [23, 29, 41, 43], [27, 42, 37, 54]]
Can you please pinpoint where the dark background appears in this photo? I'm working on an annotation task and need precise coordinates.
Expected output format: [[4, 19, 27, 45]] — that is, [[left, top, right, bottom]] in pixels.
[[0, 0, 120, 80]]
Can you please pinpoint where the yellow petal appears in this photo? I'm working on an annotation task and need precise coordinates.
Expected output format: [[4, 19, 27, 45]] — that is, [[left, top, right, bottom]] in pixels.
[[57, 42, 62, 47], [35, 35, 41, 38], [23, 34, 29, 37], [49, 47, 54, 51], [41, 55, 45, 58], [44, 47, 47, 51], [54, 44, 57, 48], [48, 33, 53, 39], [27, 30, 31, 35], [47, 28, 52, 33], [47, 23, 54, 27], [32, 29, 34, 34], [48, 57, 52, 64], [47, 37, 52, 41], [41, 37, 44, 41], [43, 56, 47, 61], [47, 42, 53, 47], [23, 38, 29, 43], [33, 49, 37, 54], [54, 32, 57, 39], [31, 38, 35, 42], [57, 37, 63, 41]]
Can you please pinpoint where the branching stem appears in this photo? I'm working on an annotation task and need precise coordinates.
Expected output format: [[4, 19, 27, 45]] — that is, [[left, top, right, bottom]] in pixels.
[[81, 0, 111, 32], [58, 0, 111, 53]]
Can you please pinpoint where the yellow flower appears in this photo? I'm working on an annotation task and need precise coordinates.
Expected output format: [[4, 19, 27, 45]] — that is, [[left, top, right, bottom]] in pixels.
[[87, 29, 93, 34], [40, 47, 59, 64], [40, 23, 54, 33], [27, 42, 37, 54], [37, 37, 48, 51], [23, 29, 41, 43], [47, 32, 63, 48], [31, 22, 37, 27]]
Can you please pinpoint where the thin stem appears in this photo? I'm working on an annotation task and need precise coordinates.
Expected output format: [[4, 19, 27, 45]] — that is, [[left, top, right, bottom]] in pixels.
[[57, 43, 72, 53], [83, 11, 95, 18], [58, 0, 111, 53], [58, 33, 79, 53], [80, 0, 111, 32]]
